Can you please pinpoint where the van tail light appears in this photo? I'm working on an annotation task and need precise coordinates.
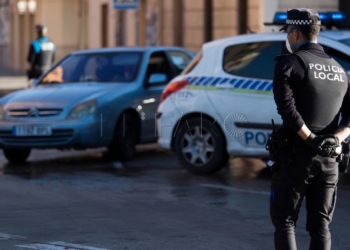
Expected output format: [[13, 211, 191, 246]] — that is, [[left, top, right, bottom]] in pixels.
[[160, 80, 189, 102]]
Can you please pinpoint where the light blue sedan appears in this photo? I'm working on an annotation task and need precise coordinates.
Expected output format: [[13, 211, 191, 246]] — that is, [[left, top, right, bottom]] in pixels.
[[0, 47, 194, 163]]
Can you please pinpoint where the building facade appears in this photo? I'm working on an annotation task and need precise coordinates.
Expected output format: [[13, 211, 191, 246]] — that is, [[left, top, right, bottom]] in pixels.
[[0, 0, 345, 73], [121, 0, 264, 52], [1, 0, 118, 72]]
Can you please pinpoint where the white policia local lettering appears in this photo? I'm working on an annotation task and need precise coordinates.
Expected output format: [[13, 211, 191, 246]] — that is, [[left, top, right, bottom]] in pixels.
[[309, 63, 345, 82]]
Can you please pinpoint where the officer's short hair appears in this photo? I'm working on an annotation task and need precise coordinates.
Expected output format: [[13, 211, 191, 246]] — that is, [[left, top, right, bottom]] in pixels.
[[295, 16, 320, 40], [36, 24, 47, 34]]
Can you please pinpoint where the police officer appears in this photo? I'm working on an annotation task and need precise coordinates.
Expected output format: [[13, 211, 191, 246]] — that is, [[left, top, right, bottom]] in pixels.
[[27, 24, 56, 79], [271, 9, 350, 250]]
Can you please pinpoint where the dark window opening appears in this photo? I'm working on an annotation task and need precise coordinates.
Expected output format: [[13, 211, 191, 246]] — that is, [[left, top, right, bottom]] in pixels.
[[145, 51, 173, 85], [223, 41, 283, 80]]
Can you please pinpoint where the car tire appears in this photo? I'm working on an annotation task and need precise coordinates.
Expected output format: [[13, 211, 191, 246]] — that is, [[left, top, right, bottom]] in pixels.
[[175, 117, 226, 175], [108, 112, 138, 161], [3, 149, 31, 164]]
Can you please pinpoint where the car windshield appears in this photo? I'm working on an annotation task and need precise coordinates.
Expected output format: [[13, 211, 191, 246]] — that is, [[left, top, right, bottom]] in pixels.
[[339, 38, 350, 47], [39, 52, 143, 84]]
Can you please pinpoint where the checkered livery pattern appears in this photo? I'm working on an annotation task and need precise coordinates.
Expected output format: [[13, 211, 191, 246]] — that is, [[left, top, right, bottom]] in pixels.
[[183, 76, 273, 92], [286, 19, 313, 25]]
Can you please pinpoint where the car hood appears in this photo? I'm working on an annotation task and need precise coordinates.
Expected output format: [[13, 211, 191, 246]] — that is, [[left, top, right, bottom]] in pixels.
[[1, 83, 125, 109]]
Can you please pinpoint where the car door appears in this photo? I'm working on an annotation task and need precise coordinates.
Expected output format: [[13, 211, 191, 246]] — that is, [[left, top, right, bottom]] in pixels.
[[206, 40, 283, 151], [138, 50, 194, 143], [137, 51, 177, 143]]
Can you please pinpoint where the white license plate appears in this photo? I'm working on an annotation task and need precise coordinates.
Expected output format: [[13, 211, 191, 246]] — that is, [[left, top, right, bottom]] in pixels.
[[13, 125, 52, 137]]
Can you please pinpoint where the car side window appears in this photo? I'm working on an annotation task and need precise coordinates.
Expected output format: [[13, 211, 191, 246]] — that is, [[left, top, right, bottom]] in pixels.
[[321, 45, 350, 72], [223, 42, 283, 80], [145, 51, 173, 85], [168, 51, 193, 75]]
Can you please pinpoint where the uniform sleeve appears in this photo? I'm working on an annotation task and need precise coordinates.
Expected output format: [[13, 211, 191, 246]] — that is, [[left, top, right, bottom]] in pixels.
[[339, 73, 350, 128], [52, 43, 56, 63], [27, 44, 35, 65], [273, 57, 305, 133]]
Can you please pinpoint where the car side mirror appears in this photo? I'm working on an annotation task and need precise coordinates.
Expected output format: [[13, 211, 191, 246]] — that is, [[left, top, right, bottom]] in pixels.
[[148, 73, 167, 85], [29, 78, 38, 88]]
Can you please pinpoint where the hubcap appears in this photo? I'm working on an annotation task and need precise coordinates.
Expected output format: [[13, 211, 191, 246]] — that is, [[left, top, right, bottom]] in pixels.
[[181, 125, 215, 167]]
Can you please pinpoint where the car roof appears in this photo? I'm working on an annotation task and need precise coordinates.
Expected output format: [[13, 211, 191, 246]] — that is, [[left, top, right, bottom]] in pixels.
[[319, 30, 350, 40], [71, 46, 190, 55], [203, 30, 350, 49], [203, 33, 285, 49]]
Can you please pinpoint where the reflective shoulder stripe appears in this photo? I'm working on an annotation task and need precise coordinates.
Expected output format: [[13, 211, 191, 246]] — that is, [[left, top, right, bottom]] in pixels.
[[40, 42, 55, 51], [37, 37, 55, 52]]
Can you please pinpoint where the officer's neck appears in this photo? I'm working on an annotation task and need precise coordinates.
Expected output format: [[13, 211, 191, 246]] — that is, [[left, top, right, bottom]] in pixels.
[[37, 33, 46, 39], [293, 39, 318, 52], [297, 37, 317, 43]]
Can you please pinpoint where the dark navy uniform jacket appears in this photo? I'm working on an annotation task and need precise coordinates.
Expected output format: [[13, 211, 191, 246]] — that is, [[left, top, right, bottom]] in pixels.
[[273, 43, 350, 134], [27, 36, 56, 69]]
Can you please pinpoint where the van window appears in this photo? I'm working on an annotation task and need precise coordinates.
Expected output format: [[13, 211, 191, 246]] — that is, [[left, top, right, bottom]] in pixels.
[[223, 42, 283, 80]]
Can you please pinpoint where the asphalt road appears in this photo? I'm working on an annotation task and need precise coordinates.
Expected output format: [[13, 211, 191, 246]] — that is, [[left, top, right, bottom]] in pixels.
[[0, 146, 350, 250], [0, 76, 350, 249]]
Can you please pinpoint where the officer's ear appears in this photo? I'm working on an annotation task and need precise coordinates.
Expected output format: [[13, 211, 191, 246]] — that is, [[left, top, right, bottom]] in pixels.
[[294, 27, 303, 41]]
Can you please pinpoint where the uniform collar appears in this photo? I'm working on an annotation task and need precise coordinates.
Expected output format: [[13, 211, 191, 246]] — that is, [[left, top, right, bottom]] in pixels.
[[297, 43, 324, 52], [37, 36, 49, 42]]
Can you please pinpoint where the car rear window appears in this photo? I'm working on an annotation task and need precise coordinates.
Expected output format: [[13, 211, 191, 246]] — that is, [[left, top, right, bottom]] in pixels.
[[339, 38, 350, 47], [223, 42, 283, 80], [321, 45, 350, 72], [182, 51, 203, 75]]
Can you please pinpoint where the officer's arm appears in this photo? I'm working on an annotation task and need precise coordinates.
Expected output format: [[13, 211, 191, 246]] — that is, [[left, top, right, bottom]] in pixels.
[[52, 43, 56, 63], [336, 73, 350, 142], [273, 57, 306, 134], [27, 44, 35, 64], [297, 125, 312, 140]]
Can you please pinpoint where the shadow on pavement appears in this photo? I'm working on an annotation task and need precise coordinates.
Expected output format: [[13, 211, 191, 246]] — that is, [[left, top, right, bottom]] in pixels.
[[0, 146, 174, 179]]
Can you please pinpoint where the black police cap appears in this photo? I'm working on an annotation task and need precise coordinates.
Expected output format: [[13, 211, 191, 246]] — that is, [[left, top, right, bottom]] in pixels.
[[280, 8, 321, 31]]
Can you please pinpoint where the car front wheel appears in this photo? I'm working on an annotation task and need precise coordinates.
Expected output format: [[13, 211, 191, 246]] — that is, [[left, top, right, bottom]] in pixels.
[[3, 149, 31, 164], [175, 117, 226, 174]]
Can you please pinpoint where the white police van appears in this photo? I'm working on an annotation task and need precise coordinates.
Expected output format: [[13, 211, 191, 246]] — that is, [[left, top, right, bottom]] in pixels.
[[157, 12, 350, 174]]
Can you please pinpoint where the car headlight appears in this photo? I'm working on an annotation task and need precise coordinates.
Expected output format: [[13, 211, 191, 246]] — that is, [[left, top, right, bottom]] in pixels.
[[67, 100, 97, 119]]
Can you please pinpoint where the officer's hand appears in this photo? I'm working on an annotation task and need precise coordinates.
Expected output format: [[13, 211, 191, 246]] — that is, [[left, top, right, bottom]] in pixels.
[[320, 144, 342, 158], [305, 133, 339, 156]]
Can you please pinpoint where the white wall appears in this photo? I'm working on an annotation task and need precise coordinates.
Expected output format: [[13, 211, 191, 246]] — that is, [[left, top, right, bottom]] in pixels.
[[264, 0, 279, 32]]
